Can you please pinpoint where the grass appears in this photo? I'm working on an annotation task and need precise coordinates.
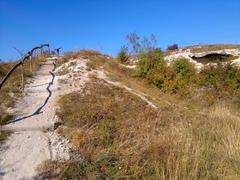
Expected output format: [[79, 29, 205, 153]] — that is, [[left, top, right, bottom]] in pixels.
[[39, 82, 240, 179], [0, 130, 10, 143], [85, 51, 171, 107], [55, 49, 108, 67], [37, 50, 240, 179]]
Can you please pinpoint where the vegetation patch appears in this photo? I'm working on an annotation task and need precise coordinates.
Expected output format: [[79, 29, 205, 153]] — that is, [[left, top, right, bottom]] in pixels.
[[0, 130, 10, 143], [115, 46, 129, 64], [38, 78, 240, 179], [35, 49, 240, 179], [55, 49, 105, 67]]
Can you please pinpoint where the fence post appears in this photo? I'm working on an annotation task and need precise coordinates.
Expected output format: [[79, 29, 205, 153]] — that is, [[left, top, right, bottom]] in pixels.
[[29, 54, 32, 72], [21, 59, 24, 91], [48, 45, 50, 54]]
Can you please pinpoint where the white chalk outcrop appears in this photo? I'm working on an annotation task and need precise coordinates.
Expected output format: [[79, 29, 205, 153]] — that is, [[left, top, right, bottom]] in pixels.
[[165, 48, 240, 70]]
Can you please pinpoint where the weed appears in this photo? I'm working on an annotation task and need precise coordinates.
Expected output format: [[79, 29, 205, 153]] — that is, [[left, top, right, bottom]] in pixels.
[[0, 130, 10, 143], [116, 46, 129, 64]]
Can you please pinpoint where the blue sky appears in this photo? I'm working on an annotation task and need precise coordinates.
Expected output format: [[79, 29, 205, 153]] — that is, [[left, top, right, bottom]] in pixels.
[[0, 0, 240, 60]]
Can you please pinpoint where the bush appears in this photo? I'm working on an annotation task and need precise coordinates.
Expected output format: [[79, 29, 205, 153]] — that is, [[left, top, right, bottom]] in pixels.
[[146, 62, 175, 89], [147, 59, 240, 97], [116, 46, 129, 64], [136, 48, 164, 77], [199, 63, 240, 97], [142, 58, 196, 94], [167, 44, 178, 51], [172, 59, 196, 77]]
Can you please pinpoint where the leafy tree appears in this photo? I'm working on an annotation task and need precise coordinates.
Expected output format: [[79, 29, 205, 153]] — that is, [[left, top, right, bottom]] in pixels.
[[136, 48, 164, 77]]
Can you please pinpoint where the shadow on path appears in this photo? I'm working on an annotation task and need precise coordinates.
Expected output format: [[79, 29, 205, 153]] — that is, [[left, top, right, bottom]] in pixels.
[[7, 63, 56, 124], [27, 82, 49, 88]]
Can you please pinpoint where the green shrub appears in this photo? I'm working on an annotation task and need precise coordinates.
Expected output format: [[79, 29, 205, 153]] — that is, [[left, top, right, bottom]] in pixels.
[[199, 63, 240, 97], [162, 75, 192, 94], [172, 58, 196, 77], [136, 48, 164, 77], [143, 58, 197, 94], [116, 46, 129, 64], [160, 59, 197, 94], [146, 62, 175, 89]]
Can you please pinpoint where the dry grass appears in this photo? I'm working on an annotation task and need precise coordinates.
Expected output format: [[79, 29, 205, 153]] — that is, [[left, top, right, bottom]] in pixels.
[[184, 44, 240, 53], [39, 80, 240, 179], [85, 53, 173, 108], [55, 49, 106, 67], [37, 50, 240, 179], [0, 130, 10, 143]]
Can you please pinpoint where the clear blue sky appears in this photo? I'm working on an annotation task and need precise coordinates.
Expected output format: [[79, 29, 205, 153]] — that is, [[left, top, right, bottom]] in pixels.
[[0, 0, 240, 60]]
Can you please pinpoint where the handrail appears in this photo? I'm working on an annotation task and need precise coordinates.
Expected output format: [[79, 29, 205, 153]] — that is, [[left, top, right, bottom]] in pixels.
[[54, 48, 61, 56], [0, 44, 51, 89]]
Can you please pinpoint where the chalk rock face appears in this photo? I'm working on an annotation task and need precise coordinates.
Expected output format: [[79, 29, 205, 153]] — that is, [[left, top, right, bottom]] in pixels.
[[231, 57, 240, 66], [165, 48, 240, 70], [190, 48, 240, 58], [128, 56, 138, 65], [164, 50, 204, 70]]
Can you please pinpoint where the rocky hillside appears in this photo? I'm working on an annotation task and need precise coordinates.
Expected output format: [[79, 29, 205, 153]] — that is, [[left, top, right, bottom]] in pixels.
[[36, 50, 240, 179], [1, 48, 240, 179], [165, 44, 240, 69]]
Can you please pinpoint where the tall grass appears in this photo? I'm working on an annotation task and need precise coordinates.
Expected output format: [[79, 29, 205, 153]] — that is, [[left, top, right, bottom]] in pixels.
[[36, 50, 240, 179], [39, 81, 240, 179]]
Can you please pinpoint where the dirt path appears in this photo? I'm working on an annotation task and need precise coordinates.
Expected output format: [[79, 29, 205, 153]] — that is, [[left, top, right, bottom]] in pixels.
[[0, 58, 70, 180]]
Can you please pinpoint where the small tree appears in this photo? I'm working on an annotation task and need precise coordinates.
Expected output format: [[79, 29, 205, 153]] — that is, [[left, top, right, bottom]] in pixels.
[[136, 48, 164, 77], [141, 34, 157, 52], [126, 32, 141, 55], [116, 46, 129, 64]]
